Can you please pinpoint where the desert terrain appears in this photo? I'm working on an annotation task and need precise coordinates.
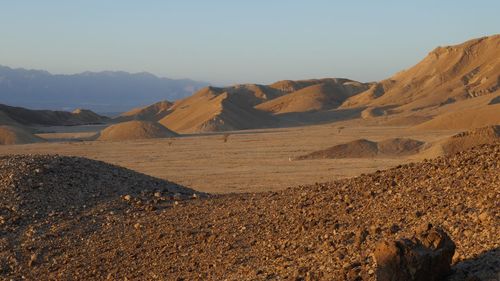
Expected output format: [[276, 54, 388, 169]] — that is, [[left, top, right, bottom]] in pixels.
[[0, 34, 498, 280], [0, 122, 460, 193]]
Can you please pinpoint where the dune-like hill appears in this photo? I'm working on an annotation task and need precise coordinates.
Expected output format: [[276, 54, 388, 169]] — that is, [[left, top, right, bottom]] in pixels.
[[0, 125, 45, 145], [0, 103, 108, 126], [97, 120, 178, 141], [159, 86, 278, 133], [341, 35, 500, 114], [256, 79, 370, 114], [296, 138, 425, 160], [2, 144, 498, 280], [116, 100, 173, 122]]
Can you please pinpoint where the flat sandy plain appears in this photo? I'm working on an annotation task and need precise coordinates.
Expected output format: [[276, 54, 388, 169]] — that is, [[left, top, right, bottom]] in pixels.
[[0, 122, 457, 193]]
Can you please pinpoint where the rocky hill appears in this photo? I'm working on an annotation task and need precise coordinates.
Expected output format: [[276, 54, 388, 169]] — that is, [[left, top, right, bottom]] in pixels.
[[1, 144, 498, 280]]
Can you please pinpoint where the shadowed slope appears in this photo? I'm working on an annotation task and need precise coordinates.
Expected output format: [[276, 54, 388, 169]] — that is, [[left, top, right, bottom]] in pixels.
[[0, 104, 108, 126], [0, 125, 45, 145]]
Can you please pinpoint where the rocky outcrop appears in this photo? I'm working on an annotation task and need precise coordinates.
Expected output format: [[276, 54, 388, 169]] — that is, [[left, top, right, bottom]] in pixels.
[[374, 224, 455, 281]]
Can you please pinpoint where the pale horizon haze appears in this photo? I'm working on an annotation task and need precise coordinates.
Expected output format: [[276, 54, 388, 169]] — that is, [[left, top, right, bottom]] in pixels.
[[1, 0, 499, 85]]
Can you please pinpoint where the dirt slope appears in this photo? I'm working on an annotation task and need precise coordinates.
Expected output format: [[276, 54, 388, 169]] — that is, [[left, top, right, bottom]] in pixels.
[[342, 35, 500, 112], [414, 103, 500, 130], [439, 125, 500, 155], [116, 100, 173, 122], [256, 79, 369, 114], [0, 125, 45, 145], [296, 138, 425, 160], [159, 86, 277, 133], [0, 104, 108, 126], [97, 120, 178, 141], [2, 144, 498, 280]]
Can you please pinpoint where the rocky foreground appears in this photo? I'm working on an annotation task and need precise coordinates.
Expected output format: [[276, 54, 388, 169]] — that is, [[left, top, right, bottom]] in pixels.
[[0, 145, 499, 280]]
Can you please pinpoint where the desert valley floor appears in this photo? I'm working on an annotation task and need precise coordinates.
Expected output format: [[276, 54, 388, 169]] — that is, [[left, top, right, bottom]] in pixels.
[[0, 122, 458, 193]]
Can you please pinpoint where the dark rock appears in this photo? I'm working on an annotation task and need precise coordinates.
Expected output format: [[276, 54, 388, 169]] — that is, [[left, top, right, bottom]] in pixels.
[[374, 224, 455, 281]]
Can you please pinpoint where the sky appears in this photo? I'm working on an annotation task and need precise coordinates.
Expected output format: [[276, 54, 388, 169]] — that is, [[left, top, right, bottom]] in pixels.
[[0, 0, 498, 85]]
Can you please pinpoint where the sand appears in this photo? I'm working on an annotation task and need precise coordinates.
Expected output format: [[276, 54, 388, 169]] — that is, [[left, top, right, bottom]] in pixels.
[[414, 104, 500, 130], [0, 123, 456, 193]]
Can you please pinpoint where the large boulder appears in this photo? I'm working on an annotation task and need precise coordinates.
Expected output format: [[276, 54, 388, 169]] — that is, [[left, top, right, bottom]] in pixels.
[[374, 223, 456, 281]]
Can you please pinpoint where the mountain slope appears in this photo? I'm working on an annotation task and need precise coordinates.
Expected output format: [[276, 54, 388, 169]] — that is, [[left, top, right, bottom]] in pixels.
[[256, 79, 370, 114], [116, 100, 173, 122], [0, 125, 45, 145], [341, 35, 500, 111], [0, 65, 208, 112], [159, 86, 278, 133], [0, 103, 108, 126]]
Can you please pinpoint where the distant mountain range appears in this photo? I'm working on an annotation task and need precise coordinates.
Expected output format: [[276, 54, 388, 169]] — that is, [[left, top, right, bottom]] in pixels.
[[0, 65, 208, 112]]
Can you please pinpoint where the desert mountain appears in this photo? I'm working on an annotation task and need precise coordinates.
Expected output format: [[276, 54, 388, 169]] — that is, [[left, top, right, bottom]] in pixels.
[[256, 79, 370, 114], [152, 79, 370, 133], [158, 86, 279, 133], [131, 35, 499, 133], [97, 120, 178, 141], [0, 104, 108, 126], [341, 35, 499, 112], [0, 125, 45, 145], [0, 65, 208, 112]]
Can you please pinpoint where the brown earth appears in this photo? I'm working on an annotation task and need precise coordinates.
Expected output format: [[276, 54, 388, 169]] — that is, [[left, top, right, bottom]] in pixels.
[[296, 138, 425, 160], [413, 103, 500, 130], [434, 125, 500, 155], [0, 125, 45, 145], [1, 144, 498, 280], [96, 121, 178, 141]]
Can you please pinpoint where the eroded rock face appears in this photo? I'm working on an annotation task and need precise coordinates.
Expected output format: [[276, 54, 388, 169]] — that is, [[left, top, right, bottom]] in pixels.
[[374, 224, 455, 281]]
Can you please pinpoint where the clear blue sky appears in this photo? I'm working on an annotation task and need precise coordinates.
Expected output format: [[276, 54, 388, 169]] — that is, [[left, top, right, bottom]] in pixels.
[[0, 0, 498, 85]]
